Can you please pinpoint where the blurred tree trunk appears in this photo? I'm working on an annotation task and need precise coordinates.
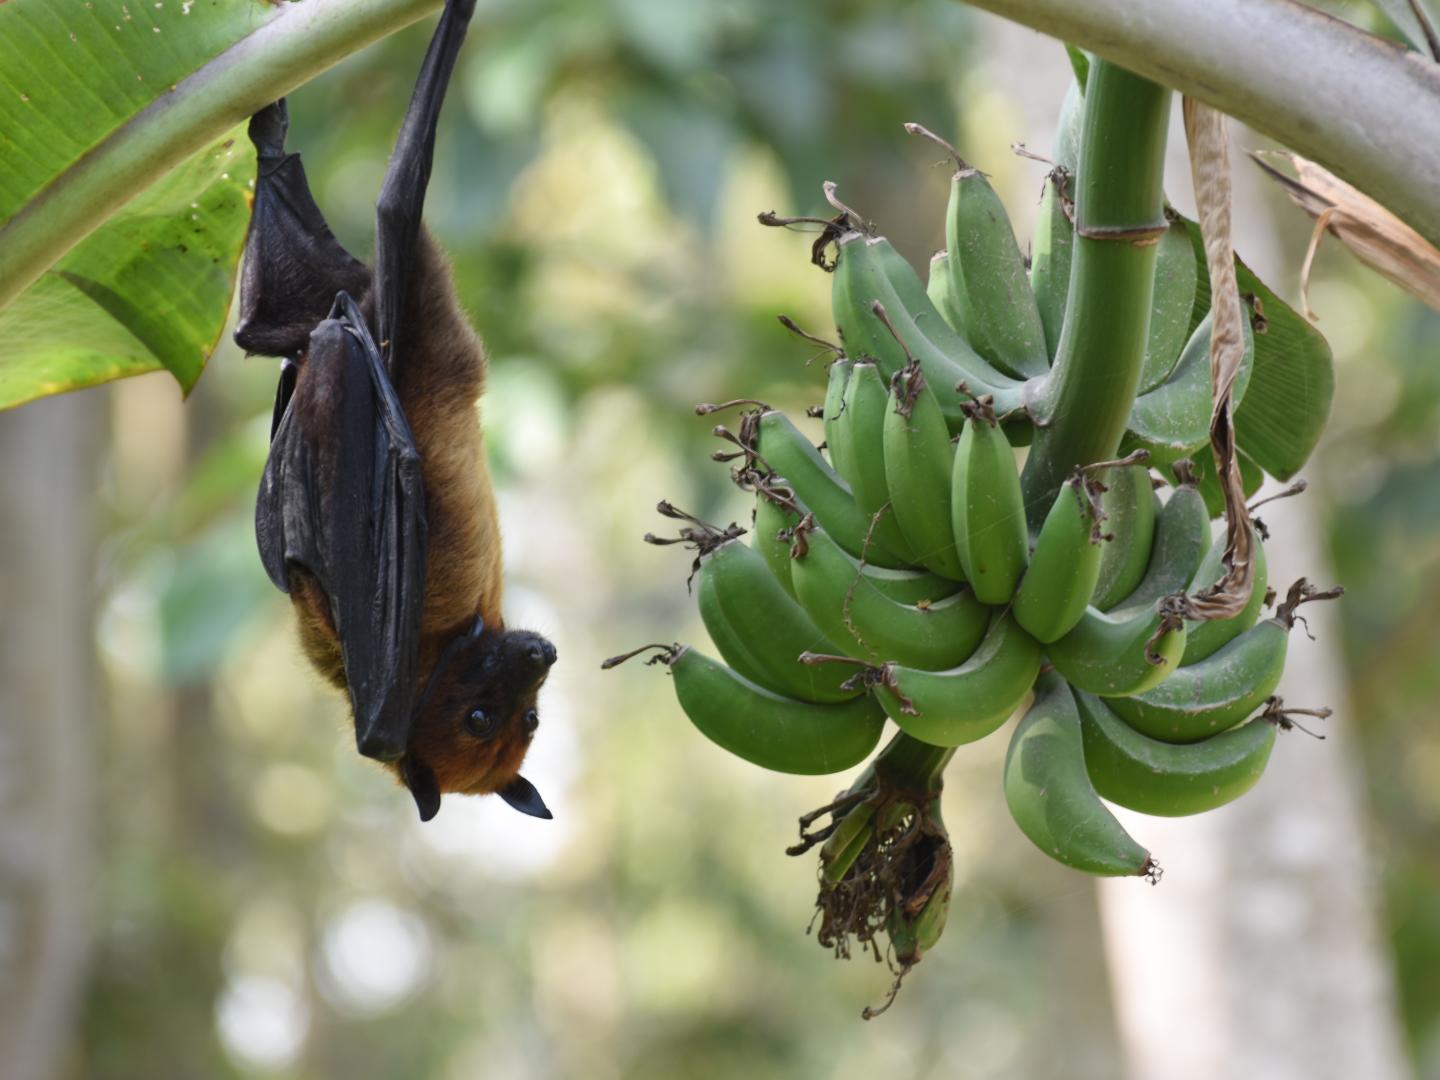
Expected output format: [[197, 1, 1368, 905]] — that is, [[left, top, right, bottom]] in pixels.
[[0, 393, 103, 1080], [1097, 490, 1412, 1079]]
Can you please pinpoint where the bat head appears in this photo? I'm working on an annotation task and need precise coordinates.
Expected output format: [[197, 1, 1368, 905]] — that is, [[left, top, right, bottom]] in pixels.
[[397, 618, 557, 822]]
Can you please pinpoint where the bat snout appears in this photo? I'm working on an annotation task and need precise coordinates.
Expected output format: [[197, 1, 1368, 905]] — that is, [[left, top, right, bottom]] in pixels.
[[357, 728, 406, 763], [507, 631, 556, 674]]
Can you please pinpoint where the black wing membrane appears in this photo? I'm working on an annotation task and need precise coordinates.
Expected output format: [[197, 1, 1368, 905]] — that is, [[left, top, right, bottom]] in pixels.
[[234, 101, 370, 359], [257, 293, 428, 761]]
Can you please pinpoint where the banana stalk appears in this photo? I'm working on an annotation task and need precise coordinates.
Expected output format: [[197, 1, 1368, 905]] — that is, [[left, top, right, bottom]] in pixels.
[[1022, 61, 1173, 523]]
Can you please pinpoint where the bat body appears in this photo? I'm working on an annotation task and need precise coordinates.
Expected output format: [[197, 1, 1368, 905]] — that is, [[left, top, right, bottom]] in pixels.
[[234, 0, 555, 821]]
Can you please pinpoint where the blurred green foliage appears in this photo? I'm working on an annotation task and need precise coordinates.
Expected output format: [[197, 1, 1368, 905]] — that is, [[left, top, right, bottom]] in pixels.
[[1321, 287, 1440, 1067], [69, 0, 1440, 1076]]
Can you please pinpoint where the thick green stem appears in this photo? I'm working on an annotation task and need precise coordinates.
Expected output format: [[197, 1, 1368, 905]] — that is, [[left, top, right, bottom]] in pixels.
[[1021, 62, 1171, 523], [873, 731, 955, 792]]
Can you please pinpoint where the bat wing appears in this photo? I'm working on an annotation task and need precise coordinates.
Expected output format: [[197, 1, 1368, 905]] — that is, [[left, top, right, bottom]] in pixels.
[[235, 101, 371, 359], [257, 292, 428, 761]]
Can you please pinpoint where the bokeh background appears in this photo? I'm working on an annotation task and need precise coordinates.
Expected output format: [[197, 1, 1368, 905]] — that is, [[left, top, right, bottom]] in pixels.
[[3, 1, 1438, 1077]]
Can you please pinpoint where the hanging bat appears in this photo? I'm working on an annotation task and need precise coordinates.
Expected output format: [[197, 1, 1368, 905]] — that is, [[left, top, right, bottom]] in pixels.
[[233, 0, 556, 823]]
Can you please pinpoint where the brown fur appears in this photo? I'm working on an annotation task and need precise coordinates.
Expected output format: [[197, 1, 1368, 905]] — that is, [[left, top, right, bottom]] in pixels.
[[286, 229, 544, 798]]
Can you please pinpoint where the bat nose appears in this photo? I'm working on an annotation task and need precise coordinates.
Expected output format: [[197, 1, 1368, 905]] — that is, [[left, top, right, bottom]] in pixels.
[[528, 640, 557, 667], [357, 730, 405, 762]]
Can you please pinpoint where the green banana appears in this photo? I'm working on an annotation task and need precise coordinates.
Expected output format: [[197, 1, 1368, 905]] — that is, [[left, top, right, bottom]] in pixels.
[[1125, 309, 1256, 471], [830, 229, 1025, 425], [752, 484, 803, 599], [927, 250, 963, 330], [1106, 579, 1340, 742], [909, 124, 1048, 380], [823, 357, 855, 479], [748, 409, 908, 569], [883, 361, 967, 580], [1181, 532, 1269, 665], [1105, 614, 1287, 743], [835, 361, 920, 562], [1003, 672, 1157, 877], [1091, 464, 1158, 610], [1136, 221, 1200, 393], [951, 397, 1029, 604], [1030, 79, 1085, 360], [1107, 476, 1213, 617], [650, 645, 886, 775], [1013, 472, 1104, 643], [1076, 691, 1276, 816], [1030, 167, 1073, 363], [761, 482, 960, 606], [1046, 598, 1187, 697], [696, 539, 859, 704], [876, 612, 1043, 747], [791, 523, 989, 670]]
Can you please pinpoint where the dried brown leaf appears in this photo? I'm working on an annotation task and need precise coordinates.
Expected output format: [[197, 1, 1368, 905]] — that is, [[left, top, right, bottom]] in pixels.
[[1181, 98, 1255, 623], [1253, 150, 1440, 314]]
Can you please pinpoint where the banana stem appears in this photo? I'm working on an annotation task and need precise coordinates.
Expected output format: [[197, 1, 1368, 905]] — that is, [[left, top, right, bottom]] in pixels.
[[872, 732, 956, 793], [1021, 62, 1172, 524]]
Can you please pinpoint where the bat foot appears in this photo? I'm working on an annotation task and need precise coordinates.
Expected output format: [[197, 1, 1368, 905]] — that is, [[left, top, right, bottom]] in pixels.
[[248, 99, 290, 160]]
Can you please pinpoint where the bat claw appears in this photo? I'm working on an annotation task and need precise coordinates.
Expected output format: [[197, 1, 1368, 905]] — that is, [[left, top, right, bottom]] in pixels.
[[248, 99, 290, 160]]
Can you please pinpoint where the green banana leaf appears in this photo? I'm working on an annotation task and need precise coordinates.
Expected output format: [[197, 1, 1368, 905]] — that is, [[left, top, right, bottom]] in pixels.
[[1178, 216, 1334, 482], [0, 0, 440, 411], [0, 1, 283, 409], [0, 132, 253, 409]]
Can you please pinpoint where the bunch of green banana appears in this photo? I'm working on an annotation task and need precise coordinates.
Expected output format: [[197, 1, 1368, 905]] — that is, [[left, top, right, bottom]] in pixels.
[[618, 63, 1341, 1009]]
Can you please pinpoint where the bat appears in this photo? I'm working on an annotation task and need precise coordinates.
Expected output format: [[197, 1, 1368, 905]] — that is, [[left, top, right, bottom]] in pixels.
[[233, 0, 556, 823]]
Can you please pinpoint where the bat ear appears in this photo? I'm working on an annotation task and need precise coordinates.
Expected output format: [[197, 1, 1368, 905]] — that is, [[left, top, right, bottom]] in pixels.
[[499, 775, 552, 820], [400, 756, 442, 822]]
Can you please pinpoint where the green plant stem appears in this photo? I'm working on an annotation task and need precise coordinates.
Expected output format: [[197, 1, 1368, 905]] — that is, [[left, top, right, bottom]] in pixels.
[[0, 0, 442, 313], [957, 0, 1440, 249], [1021, 61, 1171, 523], [873, 731, 956, 792]]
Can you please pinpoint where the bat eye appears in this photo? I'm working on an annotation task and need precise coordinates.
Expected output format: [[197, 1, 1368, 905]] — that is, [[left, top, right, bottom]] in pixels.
[[523, 708, 539, 734], [465, 709, 500, 740]]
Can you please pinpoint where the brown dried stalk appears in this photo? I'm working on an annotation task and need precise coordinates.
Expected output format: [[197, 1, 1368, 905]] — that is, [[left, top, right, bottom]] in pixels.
[[1178, 98, 1256, 624]]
